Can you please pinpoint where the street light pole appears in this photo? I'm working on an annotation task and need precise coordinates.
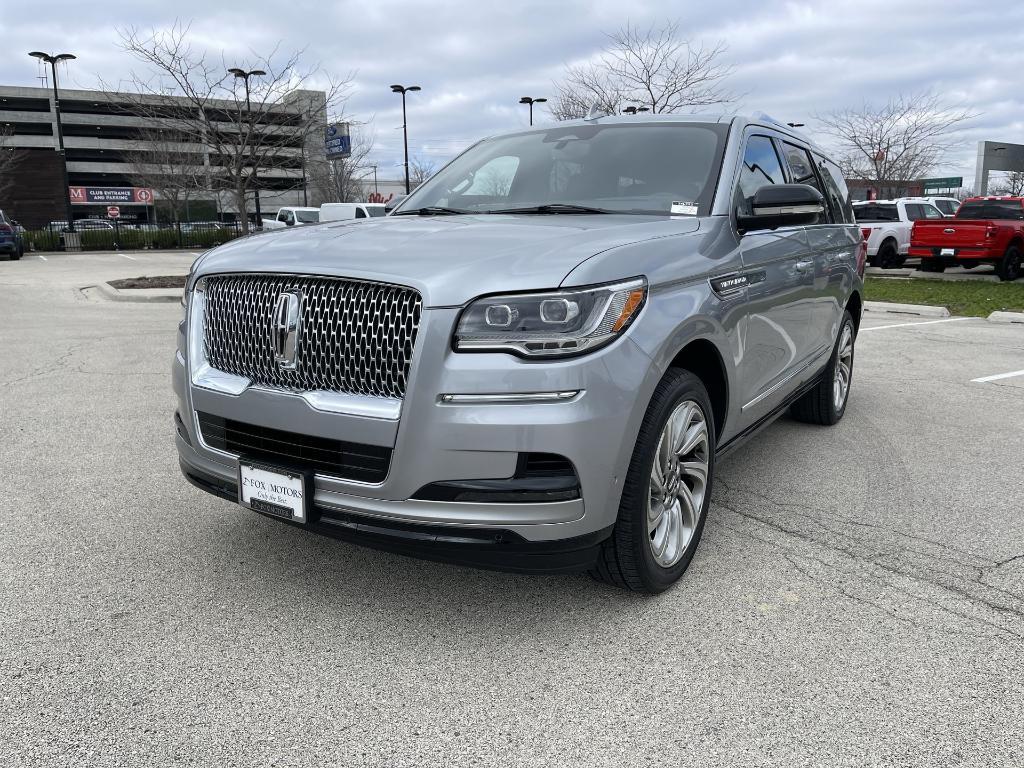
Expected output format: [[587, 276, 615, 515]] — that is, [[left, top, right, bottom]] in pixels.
[[518, 96, 547, 126], [29, 51, 77, 232], [390, 84, 421, 194], [228, 67, 266, 228]]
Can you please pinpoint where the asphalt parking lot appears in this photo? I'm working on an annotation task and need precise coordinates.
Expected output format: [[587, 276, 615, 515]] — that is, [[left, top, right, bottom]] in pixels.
[[3, 251, 1023, 767]]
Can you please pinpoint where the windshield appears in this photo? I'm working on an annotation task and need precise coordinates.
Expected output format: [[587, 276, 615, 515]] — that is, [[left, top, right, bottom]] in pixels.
[[956, 201, 1024, 220], [397, 122, 729, 216], [366, 206, 386, 217], [853, 204, 899, 222], [295, 210, 320, 224]]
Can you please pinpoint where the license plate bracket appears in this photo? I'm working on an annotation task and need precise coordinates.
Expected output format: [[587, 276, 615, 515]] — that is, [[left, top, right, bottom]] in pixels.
[[940, 248, 956, 256], [237, 460, 311, 523]]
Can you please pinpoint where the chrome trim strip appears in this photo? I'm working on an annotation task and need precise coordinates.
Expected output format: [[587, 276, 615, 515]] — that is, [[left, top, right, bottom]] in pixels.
[[741, 344, 830, 412], [438, 391, 582, 405]]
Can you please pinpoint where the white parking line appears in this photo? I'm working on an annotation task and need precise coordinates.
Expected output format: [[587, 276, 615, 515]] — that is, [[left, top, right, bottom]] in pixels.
[[972, 369, 1024, 383], [120, 253, 137, 260], [860, 318, 970, 332]]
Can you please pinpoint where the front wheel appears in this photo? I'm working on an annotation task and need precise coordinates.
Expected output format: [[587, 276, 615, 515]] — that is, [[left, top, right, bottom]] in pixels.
[[996, 245, 1022, 282], [790, 311, 855, 426], [591, 369, 715, 593]]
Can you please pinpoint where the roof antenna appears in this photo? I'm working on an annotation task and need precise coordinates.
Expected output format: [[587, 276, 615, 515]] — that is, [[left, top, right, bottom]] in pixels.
[[584, 101, 610, 121]]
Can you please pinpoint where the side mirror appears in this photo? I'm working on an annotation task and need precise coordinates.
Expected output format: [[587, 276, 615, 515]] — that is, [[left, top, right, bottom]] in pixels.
[[738, 184, 825, 233]]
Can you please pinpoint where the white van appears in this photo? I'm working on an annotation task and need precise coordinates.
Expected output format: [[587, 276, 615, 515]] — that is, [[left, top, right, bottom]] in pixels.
[[320, 203, 387, 222]]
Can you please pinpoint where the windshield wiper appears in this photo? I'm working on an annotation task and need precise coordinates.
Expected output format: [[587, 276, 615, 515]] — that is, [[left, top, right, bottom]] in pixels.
[[393, 206, 472, 216], [488, 203, 610, 215]]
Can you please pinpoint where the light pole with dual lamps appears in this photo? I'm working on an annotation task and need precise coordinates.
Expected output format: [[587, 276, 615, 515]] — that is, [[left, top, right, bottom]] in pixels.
[[28, 51, 77, 233], [518, 96, 546, 126], [390, 84, 421, 194], [228, 67, 266, 228]]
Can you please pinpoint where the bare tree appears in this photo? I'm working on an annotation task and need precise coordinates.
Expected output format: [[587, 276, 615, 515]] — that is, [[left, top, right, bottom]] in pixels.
[[991, 171, 1024, 196], [113, 21, 352, 232], [551, 21, 732, 120], [0, 124, 24, 205], [123, 127, 208, 222], [816, 92, 975, 198], [409, 156, 436, 189]]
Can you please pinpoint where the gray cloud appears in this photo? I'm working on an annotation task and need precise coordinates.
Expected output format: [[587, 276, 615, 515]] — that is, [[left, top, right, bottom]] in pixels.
[[5, 0, 1022, 184]]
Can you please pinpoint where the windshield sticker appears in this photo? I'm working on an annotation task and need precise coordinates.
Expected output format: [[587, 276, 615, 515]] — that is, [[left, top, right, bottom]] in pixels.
[[671, 201, 698, 216]]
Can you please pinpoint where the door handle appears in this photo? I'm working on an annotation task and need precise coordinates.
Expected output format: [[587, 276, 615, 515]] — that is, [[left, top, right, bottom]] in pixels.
[[795, 259, 814, 272]]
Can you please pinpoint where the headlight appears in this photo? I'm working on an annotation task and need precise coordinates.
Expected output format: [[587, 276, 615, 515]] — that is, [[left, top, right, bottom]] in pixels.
[[454, 277, 646, 358]]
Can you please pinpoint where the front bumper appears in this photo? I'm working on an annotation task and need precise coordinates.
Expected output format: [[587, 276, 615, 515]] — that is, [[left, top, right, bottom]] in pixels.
[[174, 302, 660, 555]]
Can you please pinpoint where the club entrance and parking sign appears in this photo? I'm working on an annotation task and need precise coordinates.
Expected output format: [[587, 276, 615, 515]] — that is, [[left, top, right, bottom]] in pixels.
[[69, 186, 154, 205]]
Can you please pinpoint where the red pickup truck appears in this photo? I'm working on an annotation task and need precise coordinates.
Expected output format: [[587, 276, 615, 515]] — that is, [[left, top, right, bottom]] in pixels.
[[909, 196, 1024, 281]]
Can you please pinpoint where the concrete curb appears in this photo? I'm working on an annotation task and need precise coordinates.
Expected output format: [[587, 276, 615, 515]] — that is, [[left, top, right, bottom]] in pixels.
[[864, 300, 950, 318], [988, 311, 1024, 324], [93, 281, 182, 303]]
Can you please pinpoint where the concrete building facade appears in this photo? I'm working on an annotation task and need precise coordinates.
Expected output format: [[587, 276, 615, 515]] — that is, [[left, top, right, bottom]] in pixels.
[[0, 84, 328, 227]]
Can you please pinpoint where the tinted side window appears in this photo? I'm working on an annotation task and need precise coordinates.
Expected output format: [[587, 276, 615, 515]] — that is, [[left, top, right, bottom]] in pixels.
[[936, 199, 959, 215], [904, 204, 925, 221], [921, 204, 943, 219], [781, 142, 827, 223], [853, 204, 899, 222], [814, 154, 853, 224], [735, 135, 786, 217], [355, 208, 367, 219]]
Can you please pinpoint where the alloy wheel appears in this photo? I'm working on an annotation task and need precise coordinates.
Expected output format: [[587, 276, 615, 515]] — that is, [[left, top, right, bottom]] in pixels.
[[647, 400, 710, 568], [833, 324, 854, 411]]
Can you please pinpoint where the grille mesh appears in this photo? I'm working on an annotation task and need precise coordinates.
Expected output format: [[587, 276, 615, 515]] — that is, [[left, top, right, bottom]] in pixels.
[[203, 274, 422, 399]]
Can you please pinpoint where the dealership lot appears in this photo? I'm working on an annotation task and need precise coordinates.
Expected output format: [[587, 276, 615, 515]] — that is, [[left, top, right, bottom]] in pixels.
[[2, 252, 1022, 767]]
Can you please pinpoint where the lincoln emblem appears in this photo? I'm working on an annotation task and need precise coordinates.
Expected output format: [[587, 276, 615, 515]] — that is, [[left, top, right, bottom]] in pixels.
[[272, 290, 302, 369]]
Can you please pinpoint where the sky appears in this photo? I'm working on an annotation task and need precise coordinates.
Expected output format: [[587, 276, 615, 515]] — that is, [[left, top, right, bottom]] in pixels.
[[3, 0, 1023, 187]]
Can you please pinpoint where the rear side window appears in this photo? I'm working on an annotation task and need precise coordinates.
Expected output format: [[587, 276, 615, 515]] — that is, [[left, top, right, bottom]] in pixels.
[[355, 208, 367, 219], [935, 199, 959, 215], [904, 203, 941, 221], [735, 135, 786, 217], [956, 201, 1024, 220], [815, 154, 854, 224], [367, 207, 386, 217], [853, 204, 899, 222]]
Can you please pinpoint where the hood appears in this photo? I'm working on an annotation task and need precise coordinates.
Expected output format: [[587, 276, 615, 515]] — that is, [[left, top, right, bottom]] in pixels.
[[195, 214, 701, 306]]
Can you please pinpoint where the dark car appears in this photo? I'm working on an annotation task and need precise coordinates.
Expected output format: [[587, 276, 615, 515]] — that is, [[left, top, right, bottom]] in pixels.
[[0, 209, 24, 260]]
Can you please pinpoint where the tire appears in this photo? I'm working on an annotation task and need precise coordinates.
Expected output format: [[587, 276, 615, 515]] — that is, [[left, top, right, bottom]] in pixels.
[[996, 245, 1022, 282], [11, 246, 23, 261], [591, 369, 715, 593], [790, 311, 855, 426], [878, 239, 899, 269]]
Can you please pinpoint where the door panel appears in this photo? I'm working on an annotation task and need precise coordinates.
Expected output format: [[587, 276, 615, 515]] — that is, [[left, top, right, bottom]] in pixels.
[[736, 227, 817, 424]]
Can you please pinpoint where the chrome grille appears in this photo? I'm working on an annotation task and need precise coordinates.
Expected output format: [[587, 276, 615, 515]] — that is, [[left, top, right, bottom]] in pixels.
[[203, 274, 422, 398]]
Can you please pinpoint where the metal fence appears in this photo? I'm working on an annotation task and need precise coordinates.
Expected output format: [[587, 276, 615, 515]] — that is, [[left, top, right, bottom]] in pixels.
[[21, 221, 252, 253]]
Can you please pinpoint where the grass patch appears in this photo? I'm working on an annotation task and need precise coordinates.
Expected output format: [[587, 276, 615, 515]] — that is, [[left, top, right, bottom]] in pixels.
[[865, 277, 1024, 317], [108, 275, 187, 290]]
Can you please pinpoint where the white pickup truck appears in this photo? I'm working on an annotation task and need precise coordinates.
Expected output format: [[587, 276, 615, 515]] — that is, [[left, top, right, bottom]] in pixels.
[[262, 207, 321, 230], [852, 199, 945, 268]]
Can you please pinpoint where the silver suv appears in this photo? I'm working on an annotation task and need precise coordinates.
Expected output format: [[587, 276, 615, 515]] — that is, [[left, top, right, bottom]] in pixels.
[[175, 115, 864, 593]]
